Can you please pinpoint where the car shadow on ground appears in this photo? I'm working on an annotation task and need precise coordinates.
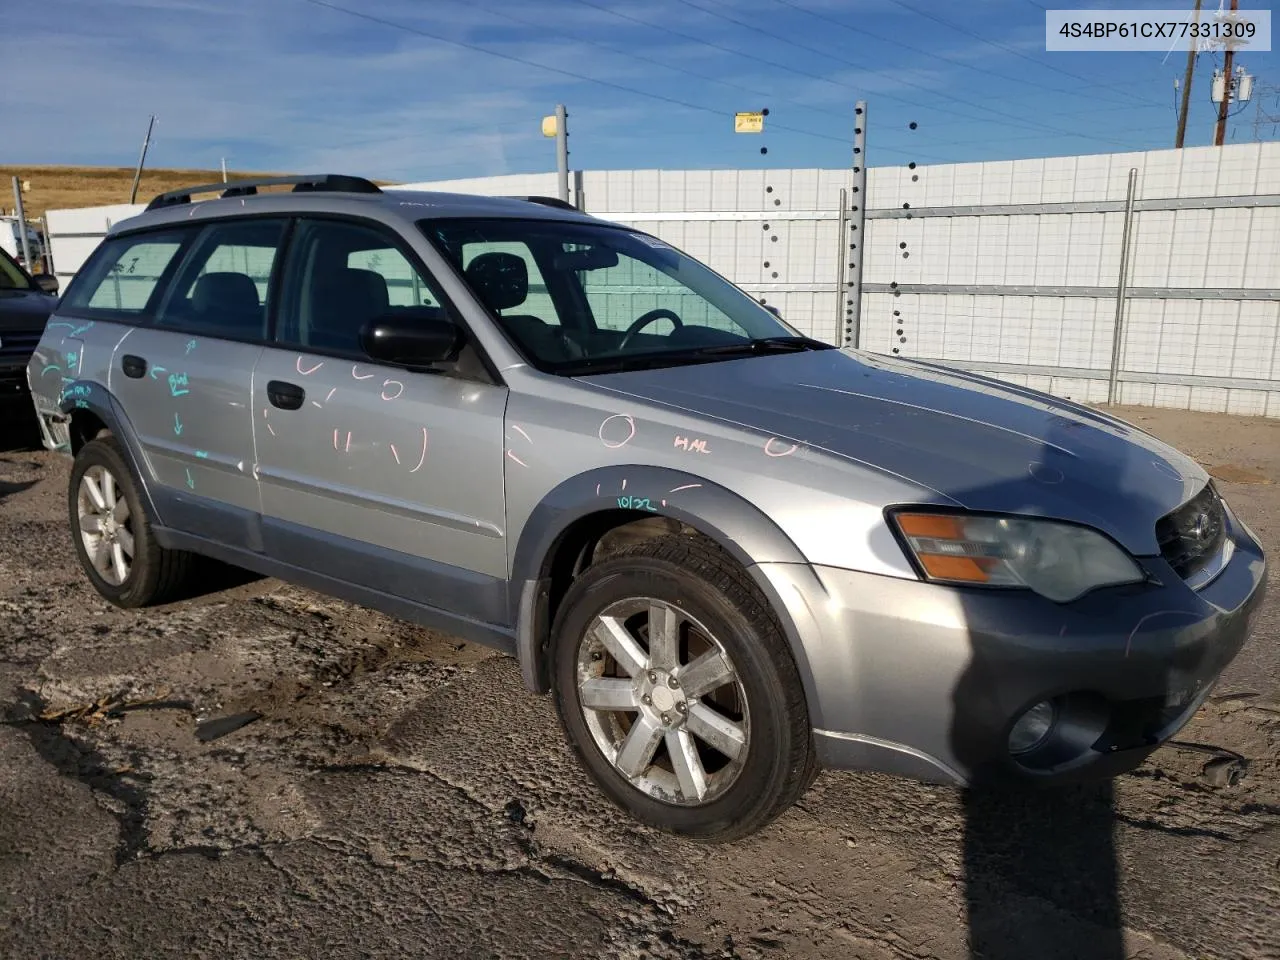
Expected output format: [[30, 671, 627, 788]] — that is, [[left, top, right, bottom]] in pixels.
[[0, 401, 42, 454], [949, 414, 1178, 958]]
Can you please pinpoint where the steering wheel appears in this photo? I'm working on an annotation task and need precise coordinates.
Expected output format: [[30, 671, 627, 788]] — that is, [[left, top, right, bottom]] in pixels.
[[618, 308, 683, 351]]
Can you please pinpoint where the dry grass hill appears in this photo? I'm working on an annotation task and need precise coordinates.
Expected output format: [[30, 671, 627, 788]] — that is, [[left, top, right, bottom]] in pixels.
[[1, 166, 397, 219], [0, 165, 290, 219]]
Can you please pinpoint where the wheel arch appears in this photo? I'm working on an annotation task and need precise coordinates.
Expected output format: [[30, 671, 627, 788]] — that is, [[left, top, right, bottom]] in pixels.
[[59, 381, 163, 524], [509, 465, 820, 708]]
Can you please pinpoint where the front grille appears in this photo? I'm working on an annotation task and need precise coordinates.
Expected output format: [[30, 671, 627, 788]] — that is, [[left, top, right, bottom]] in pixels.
[[1156, 482, 1227, 580], [0, 331, 41, 362]]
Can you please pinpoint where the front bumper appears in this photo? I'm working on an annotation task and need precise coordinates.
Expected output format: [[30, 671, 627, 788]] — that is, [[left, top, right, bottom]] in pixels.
[[754, 503, 1267, 787], [0, 360, 31, 396]]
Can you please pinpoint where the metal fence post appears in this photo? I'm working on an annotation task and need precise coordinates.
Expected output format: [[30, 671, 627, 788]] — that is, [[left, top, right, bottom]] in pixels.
[[1107, 167, 1140, 405], [11, 177, 32, 269], [38, 216, 53, 276], [834, 187, 848, 344], [555, 104, 569, 205], [844, 100, 868, 349]]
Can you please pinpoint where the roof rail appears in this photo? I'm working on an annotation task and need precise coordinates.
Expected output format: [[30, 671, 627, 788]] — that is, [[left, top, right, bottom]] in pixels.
[[145, 174, 383, 212], [505, 195, 579, 211]]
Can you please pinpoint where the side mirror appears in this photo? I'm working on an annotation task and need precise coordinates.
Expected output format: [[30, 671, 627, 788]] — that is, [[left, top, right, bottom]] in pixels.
[[34, 274, 59, 295], [360, 308, 463, 366], [763, 304, 781, 318]]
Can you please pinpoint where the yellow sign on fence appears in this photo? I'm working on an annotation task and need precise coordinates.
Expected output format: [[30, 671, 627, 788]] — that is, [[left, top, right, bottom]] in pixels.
[[734, 111, 764, 134]]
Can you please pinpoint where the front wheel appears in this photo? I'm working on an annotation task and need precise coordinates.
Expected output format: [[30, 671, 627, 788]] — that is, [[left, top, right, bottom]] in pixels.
[[551, 535, 815, 841]]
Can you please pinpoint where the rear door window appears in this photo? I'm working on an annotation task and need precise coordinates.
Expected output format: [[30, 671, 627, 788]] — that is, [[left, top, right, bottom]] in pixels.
[[154, 218, 288, 340]]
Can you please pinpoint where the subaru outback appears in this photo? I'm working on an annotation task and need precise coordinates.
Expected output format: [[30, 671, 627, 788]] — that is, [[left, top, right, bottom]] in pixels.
[[26, 174, 1266, 840]]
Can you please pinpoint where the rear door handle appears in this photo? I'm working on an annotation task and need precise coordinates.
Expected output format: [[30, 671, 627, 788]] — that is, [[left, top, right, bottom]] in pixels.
[[267, 380, 305, 411], [121, 354, 147, 379]]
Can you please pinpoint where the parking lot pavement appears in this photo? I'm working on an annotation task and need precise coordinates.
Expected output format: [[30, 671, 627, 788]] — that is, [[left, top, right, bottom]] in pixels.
[[1, 404, 1277, 960]]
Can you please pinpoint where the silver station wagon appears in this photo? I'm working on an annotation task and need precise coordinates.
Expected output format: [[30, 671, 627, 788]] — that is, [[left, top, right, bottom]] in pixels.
[[28, 174, 1267, 840]]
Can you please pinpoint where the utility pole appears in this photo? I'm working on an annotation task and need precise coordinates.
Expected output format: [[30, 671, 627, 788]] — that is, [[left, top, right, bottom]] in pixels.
[[129, 114, 156, 204], [541, 105, 571, 205], [1214, 0, 1239, 146], [1176, 0, 1203, 147]]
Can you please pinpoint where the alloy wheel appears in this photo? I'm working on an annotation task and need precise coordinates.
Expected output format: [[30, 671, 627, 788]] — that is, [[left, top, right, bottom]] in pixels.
[[576, 596, 751, 806], [76, 464, 134, 586]]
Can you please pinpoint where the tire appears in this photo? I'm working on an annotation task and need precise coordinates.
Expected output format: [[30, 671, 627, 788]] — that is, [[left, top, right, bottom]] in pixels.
[[68, 436, 194, 608], [551, 534, 815, 841]]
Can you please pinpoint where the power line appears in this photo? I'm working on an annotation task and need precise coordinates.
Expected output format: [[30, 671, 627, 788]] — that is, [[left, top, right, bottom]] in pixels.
[[758, 0, 1154, 112], [664, 0, 1168, 147], [889, 0, 1167, 108], [296, 0, 853, 146], [451, 0, 851, 124]]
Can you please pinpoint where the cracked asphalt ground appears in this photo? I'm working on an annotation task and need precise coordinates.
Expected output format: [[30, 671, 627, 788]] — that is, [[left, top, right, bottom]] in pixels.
[[1, 403, 1278, 960]]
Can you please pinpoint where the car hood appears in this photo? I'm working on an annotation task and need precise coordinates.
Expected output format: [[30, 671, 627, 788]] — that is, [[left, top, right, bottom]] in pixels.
[[0, 289, 57, 330], [582, 349, 1208, 556]]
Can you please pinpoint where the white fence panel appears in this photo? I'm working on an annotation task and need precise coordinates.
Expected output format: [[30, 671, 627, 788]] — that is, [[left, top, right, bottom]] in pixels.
[[46, 203, 144, 279], [43, 142, 1280, 417]]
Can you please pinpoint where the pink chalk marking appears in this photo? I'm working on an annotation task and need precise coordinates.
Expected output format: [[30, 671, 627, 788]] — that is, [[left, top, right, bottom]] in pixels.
[[598, 414, 636, 449], [661, 499, 667, 507], [764, 437, 799, 458], [595, 483, 601, 496], [410, 427, 428, 473], [351, 365, 375, 381], [345, 431, 352, 453], [510, 424, 531, 443], [266, 423, 276, 437], [326, 387, 337, 402], [507, 450, 529, 468], [621, 478, 627, 490], [390, 443, 401, 465], [669, 483, 703, 493], [311, 401, 322, 409], [297, 357, 324, 376], [381, 379, 405, 401], [333, 429, 340, 451], [262, 408, 270, 419]]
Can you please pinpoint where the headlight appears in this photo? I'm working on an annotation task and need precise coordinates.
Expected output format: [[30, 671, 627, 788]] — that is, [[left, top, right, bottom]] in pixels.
[[890, 510, 1145, 603]]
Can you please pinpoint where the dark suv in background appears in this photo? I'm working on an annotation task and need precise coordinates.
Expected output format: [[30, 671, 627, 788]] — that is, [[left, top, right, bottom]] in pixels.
[[1, 245, 59, 403]]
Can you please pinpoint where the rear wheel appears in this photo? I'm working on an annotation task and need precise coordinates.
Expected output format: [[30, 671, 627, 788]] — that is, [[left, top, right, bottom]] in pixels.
[[69, 436, 194, 607], [551, 535, 815, 841]]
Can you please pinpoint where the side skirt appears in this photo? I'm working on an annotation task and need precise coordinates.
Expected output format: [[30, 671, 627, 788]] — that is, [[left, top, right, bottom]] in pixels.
[[152, 525, 517, 655]]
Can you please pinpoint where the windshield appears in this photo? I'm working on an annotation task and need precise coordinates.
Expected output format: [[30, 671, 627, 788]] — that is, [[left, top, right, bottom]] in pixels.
[[420, 218, 817, 374], [0, 248, 32, 291]]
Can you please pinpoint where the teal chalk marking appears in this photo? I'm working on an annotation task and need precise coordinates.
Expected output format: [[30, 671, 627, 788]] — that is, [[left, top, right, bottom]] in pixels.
[[195, 450, 209, 459], [173, 413, 183, 436], [616, 496, 657, 512], [185, 468, 195, 490], [167, 372, 189, 397], [150, 365, 167, 380], [41, 364, 60, 376], [185, 339, 197, 355]]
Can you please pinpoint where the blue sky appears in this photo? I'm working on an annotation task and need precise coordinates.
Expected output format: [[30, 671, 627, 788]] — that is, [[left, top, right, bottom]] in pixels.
[[7, 0, 1277, 180]]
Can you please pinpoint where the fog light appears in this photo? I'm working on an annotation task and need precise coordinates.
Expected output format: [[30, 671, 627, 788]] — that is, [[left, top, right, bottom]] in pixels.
[[1008, 700, 1057, 755]]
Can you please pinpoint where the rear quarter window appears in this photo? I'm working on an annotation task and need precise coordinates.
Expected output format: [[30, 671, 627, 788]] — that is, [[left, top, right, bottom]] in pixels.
[[59, 229, 192, 322]]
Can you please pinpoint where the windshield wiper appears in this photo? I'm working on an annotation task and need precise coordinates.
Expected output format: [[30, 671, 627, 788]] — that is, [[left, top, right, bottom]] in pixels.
[[558, 336, 834, 376], [687, 335, 835, 356]]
